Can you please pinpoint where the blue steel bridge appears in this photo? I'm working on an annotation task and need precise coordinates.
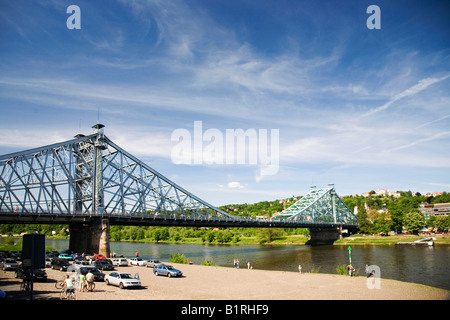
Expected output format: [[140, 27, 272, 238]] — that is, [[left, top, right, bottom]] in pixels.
[[0, 124, 358, 254]]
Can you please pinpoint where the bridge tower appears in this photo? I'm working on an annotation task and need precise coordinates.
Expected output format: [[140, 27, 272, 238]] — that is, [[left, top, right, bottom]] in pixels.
[[69, 123, 110, 257]]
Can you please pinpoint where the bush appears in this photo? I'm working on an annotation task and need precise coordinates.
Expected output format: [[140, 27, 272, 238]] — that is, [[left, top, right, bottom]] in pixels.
[[170, 253, 188, 264], [309, 265, 321, 273], [200, 258, 216, 266], [336, 264, 360, 276], [336, 264, 348, 275]]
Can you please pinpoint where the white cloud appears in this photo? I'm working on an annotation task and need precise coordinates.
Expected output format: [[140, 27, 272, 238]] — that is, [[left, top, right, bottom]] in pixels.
[[227, 181, 244, 189]]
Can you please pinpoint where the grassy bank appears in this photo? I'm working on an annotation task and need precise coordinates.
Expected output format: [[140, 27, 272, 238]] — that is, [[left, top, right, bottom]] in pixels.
[[335, 233, 450, 245]]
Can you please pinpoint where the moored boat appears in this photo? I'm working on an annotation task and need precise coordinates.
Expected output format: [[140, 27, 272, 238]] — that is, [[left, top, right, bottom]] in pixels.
[[395, 237, 434, 246]]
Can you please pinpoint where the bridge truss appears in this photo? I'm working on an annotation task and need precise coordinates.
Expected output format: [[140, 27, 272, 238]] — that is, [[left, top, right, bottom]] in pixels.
[[0, 125, 236, 222], [273, 185, 358, 225], [0, 125, 358, 229]]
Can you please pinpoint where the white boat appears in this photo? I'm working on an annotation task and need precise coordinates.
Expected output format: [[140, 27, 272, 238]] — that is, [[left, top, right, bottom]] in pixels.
[[396, 237, 434, 246]]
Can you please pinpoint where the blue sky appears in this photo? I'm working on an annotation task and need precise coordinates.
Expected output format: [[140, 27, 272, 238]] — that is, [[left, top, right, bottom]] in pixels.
[[1, 0, 449, 206]]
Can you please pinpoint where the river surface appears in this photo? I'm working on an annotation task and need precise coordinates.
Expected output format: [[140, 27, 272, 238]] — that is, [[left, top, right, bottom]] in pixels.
[[42, 239, 450, 291]]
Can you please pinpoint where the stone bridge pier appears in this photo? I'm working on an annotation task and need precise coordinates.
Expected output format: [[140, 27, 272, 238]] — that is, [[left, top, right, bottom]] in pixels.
[[69, 218, 110, 257], [307, 226, 358, 245]]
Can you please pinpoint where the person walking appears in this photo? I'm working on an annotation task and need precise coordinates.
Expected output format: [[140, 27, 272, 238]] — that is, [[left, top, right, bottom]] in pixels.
[[365, 264, 371, 277], [79, 272, 86, 291], [347, 264, 355, 277]]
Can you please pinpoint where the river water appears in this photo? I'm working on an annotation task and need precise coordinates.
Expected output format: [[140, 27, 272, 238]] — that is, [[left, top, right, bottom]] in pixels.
[[42, 239, 450, 291]]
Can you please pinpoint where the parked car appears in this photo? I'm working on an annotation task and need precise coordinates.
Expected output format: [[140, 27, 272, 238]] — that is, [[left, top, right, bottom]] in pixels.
[[105, 272, 141, 289], [74, 260, 91, 266], [93, 259, 114, 271], [1, 258, 20, 271], [145, 259, 161, 268], [45, 258, 52, 268], [129, 258, 146, 266], [51, 259, 71, 271], [153, 264, 183, 277], [58, 253, 74, 260], [112, 258, 128, 267], [67, 265, 105, 281], [15, 267, 48, 282], [94, 254, 106, 260]]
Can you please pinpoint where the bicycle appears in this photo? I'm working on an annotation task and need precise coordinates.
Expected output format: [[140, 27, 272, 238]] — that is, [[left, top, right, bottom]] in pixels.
[[60, 288, 76, 300], [55, 279, 65, 290], [85, 280, 95, 292], [20, 278, 32, 292]]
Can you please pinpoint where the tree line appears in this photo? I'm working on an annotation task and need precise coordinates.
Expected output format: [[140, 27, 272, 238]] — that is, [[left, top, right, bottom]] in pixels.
[[342, 192, 450, 234]]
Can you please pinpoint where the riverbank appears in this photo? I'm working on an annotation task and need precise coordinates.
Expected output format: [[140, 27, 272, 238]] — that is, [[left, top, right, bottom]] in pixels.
[[1, 263, 448, 300], [334, 233, 450, 245], [2, 233, 450, 248]]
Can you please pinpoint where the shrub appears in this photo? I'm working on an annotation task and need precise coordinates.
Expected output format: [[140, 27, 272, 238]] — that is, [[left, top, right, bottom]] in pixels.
[[200, 259, 216, 266], [170, 253, 187, 264], [336, 264, 347, 275]]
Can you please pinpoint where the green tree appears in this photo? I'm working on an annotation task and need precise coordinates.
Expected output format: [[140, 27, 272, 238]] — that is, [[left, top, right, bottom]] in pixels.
[[257, 228, 282, 243], [434, 215, 450, 232], [388, 201, 404, 233], [206, 231, 215, 243], [356, 204, 372, 234], [404, 211, 426, 234], [373, 213, 391, 235]]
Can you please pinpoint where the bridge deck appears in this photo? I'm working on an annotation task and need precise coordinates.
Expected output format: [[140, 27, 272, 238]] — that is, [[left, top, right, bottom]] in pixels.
[[0, 211, 356, 229]]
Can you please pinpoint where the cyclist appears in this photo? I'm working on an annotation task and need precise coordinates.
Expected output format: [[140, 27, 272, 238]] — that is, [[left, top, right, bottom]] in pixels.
[[62, 274, 75, 298], [85, 269, 94, 291], [21, 268, 33, 292]]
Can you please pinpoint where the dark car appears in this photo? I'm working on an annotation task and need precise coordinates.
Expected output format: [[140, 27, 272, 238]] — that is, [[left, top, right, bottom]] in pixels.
[[81, 266, 105, 281], [51, 259, 71, 271], [15, 267, 48, 282], [93, 259, 114, 271], [67, 265, 105, 281]]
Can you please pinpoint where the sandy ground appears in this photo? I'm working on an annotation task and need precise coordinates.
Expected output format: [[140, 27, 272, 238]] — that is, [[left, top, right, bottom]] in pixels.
[[1, 263, 448, 300]]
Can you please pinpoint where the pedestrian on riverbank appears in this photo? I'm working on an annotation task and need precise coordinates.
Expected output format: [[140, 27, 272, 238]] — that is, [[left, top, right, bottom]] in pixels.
[[298, 265, 302, 274], [347, 264, 355, 277], [365, 264, 371, 277]]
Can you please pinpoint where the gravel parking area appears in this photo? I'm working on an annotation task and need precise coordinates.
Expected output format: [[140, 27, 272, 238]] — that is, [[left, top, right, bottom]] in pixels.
[[1, 263, 448, 300]]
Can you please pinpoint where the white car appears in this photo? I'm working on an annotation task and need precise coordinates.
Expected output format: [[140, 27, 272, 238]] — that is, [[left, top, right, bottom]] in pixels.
[[112, 258, 128, 266], [105, 272, 141, 289], [129, 258, 146, 266]]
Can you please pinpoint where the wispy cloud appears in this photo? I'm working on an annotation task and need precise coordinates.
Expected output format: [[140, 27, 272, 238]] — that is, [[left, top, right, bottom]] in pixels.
[[362, 74, 450, 117], [386, 131, 450, 153]]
